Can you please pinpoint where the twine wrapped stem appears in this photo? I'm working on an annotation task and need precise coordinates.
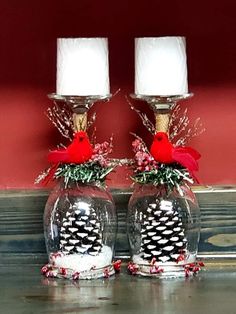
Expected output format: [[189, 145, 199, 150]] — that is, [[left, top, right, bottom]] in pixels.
[[73, 112, 87, 131], [154, 108, 171, 133]]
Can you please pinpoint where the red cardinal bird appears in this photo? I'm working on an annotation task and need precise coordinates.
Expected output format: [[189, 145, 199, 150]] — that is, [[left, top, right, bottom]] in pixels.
[[150, 132, 201, 172], [48, 131, 93, 164]]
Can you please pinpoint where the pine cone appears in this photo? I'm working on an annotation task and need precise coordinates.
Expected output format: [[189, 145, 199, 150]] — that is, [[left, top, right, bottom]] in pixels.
[[59, 207, 102, 256], [140, 199, 187, 262]]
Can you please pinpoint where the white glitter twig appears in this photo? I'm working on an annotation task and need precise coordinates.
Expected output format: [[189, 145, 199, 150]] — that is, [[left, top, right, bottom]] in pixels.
[[127, 96, 155, 135], [46, 101, 73, 140]]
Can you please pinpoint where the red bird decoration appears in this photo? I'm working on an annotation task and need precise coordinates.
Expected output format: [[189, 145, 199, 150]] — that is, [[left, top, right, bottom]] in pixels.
[[150, 132, 201, 173], [48, 131, 93, 164]]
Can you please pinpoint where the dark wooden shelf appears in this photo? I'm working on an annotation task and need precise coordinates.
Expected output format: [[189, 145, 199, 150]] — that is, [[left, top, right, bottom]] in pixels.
[[0, 187, 236, 264]]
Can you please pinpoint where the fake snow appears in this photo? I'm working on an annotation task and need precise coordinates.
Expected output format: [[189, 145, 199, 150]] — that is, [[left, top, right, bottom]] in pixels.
[[54, 245, 112, 272]]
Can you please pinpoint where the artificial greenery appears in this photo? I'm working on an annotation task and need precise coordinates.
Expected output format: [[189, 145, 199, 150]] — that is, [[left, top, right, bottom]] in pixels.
[[132, 163, 193, 190], [55, 161, 115, 185]]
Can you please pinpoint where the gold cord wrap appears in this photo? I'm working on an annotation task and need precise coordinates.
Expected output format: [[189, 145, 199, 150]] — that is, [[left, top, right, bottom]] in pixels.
[[154, 110, 171, 133], [73, 112, 88, 132]]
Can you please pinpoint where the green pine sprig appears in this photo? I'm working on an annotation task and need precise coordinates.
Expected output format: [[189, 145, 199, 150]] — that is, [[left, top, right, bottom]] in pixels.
[[54, 161, 115, 185], [132, 163, 193, 190]]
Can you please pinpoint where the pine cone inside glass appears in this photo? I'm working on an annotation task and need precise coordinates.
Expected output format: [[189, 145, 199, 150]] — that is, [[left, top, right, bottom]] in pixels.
[[127, 184, 200, 277], [140, 200, 187, 262], [60, 205, 102, 256], [44, 181, 117, 279]]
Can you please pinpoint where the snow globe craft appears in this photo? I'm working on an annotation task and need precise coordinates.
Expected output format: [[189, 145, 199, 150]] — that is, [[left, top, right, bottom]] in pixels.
[[127, 37, 204, 278], [38, 38, 121, 280], [37, 95, 120, 280], [127, 94, 204, 278]]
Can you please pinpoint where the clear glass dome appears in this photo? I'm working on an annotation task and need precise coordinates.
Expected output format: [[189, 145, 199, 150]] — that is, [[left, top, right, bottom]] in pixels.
[[127, 184, 200, 278], [44, 180, 117, 279]]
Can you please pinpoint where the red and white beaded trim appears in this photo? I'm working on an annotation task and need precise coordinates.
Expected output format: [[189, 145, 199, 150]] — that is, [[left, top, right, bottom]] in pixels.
[[128, 256, 204, 278], [41, 254, 121, 280]]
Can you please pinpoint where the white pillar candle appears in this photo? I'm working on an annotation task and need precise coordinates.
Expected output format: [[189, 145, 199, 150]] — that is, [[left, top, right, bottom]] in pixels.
[[135, 37, 188, 96], [57, 38, 110, 96]]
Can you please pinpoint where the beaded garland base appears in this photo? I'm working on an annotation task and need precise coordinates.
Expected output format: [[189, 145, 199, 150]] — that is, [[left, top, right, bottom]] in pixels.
[[41, 253, 121, 280], [127, 257, 204, 278]]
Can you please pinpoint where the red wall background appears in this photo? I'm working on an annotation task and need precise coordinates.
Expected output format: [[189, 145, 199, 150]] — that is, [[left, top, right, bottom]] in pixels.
[[0, 0, 236, 189]]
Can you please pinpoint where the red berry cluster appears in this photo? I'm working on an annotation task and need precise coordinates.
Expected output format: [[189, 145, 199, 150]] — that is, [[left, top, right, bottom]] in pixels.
[[92, 141, 113, 167], [132, 139, 158, 172]]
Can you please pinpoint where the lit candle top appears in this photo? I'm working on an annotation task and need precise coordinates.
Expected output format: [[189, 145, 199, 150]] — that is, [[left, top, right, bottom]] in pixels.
[[135, 36, 188, 96], [56, 38, 110, 96]]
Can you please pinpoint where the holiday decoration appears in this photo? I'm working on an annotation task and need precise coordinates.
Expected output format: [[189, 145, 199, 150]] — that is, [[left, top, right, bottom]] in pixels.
[[127, 93, 204, 278], [127, 38, 204, 278], [37, 93, 120, 280], [150, 132, 201, 173], [48, 131, 93, 164]]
